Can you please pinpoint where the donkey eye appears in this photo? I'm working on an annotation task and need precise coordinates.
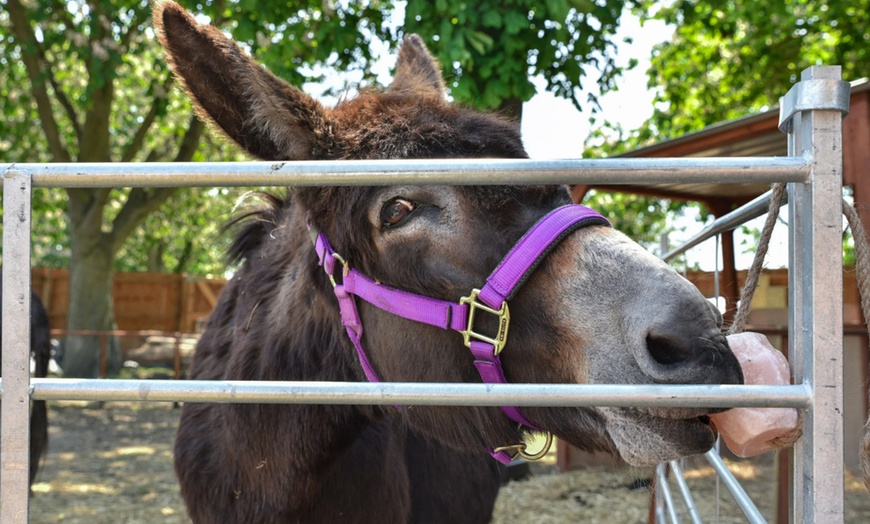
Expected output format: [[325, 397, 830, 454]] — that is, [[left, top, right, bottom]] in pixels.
[[381, 198, 416, 228]]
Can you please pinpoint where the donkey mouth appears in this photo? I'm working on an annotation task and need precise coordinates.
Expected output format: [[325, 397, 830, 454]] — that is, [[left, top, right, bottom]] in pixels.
[[638, 408, 718, 434], [696, 415, 717, 436], [599, 407, 721, 466], [645, 408, 720, 439], [642, 407, 722, 434], [642, 407, 715, 419]]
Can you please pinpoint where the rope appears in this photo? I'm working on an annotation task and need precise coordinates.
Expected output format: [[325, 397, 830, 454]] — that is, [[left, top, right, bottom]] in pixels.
[[842, 201, 870, 336], [727, 183, 870, 491], [727, 183, 787, 336], [842, 200, 870, 491]]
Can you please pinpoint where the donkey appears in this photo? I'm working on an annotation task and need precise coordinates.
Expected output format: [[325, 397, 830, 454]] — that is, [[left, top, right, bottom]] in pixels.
[[154, 2, 744, 522], [0, 274, 51, 489]]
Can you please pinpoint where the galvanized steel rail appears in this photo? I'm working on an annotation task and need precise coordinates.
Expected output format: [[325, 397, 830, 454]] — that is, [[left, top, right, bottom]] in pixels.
[[662, 189, 789, 262], [0, 65, 851, 522], [2, 156, 809, 188], [704, 450, 767, 524], [23, 379, 812, 407]]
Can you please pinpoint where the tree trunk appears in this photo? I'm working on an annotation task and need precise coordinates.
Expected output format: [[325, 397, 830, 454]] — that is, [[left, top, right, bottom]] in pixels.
[[147, 243, 166, 273], [61, 239, 121, 378], [61, 187, 122, 377]]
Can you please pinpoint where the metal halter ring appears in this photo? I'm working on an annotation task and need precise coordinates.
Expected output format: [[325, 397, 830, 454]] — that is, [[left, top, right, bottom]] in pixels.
[[492, 431, 553, 462], [327, 252, 350, 288]]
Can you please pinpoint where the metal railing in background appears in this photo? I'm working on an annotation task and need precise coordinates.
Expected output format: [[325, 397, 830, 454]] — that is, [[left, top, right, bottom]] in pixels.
[[0, 66, 850, 523], [661, 189, 788, 263], [49, 329, 192, 380]]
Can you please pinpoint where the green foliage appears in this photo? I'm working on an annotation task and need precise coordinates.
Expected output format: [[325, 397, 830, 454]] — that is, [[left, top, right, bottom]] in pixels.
[[114, 186, 242, 276], [584, 1, 869, 253], [2, 0, 673, 274], [216, 0, 392, 86], [404, 0, 642, 112], [581, 190, 701, 254], [0, 0, 393, 276], [591, 0, 870, 150], [31, 188, 71, 267], [644, 0, 869, 139]]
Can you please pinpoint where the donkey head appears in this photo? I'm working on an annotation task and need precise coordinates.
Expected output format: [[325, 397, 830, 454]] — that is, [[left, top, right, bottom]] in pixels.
[[155, 1, 743, 467]]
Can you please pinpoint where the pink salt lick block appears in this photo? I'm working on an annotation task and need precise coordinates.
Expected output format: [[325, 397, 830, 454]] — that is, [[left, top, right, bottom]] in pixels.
[[710, 332, 802, 457]]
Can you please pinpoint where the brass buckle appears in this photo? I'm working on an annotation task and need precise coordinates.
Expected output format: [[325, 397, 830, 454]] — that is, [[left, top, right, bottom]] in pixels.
[[493, 431, 553, 462], [459, 289, 510, 355], [327, 253, 350, 288]]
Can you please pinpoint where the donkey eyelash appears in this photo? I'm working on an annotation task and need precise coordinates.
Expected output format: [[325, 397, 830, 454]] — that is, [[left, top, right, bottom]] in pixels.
[[381, 198, 420, 229]]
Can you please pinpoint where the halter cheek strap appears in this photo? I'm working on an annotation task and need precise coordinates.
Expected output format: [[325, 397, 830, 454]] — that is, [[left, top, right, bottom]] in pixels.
[[309, 204, 611, 463]]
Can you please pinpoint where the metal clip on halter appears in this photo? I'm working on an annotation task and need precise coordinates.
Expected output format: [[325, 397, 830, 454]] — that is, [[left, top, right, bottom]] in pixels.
[[327, 252, 349, 288], [459, 289, 510, 356], [492, 431, 554, 462]]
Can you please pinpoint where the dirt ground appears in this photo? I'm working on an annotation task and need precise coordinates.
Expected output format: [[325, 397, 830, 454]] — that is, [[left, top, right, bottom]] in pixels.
[[30, 401, 186, 524], [28, 401, 870, 523]]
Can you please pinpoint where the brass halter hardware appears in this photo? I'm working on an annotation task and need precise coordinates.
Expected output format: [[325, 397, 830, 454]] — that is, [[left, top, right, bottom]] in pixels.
[[459, 289, 510, 356], [327, 252, 350, 288], [492, 431, 554, 462]]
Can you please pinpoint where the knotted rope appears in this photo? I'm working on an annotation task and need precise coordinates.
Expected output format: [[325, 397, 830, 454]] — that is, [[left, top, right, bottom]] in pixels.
[[725, 182, 870, 491], [727, 183, 787, 336], [843, 201, 870, 491]]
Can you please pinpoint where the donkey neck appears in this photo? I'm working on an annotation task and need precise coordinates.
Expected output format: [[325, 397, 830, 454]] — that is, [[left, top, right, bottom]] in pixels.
[[220, 201, 374, 384], [190, 198, 390, 474]]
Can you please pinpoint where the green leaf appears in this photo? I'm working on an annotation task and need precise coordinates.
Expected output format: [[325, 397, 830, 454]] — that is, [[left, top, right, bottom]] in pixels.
[[545, 0, 570, 21], [503, 11, 528, 35], [466, 31, 494, 55], [568, 0, 596, 13], [482, 11, 502, 28]]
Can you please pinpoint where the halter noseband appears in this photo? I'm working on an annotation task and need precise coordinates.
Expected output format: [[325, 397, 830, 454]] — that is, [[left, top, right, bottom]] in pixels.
[[308, 204, 610, 463]]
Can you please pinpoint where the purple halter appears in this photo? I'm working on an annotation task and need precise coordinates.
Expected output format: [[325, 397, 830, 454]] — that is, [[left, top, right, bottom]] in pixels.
[[309, 204, 610, 463]]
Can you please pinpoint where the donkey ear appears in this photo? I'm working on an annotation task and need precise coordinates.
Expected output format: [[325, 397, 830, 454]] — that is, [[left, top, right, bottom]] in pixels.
[[152, 1, 329, 160], [389, 34, 445, 96]]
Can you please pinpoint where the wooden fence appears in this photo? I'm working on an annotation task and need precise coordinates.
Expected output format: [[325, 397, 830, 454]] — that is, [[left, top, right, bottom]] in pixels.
[[31, 268, 226, 334], [32, 266, 864, 334]]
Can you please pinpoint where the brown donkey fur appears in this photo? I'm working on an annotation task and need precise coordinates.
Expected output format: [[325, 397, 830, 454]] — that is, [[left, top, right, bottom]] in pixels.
[[0, 276, 51, 489], [155, 2, 744, 522]]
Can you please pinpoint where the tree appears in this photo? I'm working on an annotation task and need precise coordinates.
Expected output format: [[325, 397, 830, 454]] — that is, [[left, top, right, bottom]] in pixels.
[[621, 0, 870, 145], [582, 1, 870, 254], [114, 186, 241, 276], [404, 0, 642, 120], [1, 0, 390, 377], [3, 0, 651, 376]]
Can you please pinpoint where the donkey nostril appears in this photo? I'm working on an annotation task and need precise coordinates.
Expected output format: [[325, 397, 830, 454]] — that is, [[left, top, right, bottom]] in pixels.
[[645, 334, 695, 366]]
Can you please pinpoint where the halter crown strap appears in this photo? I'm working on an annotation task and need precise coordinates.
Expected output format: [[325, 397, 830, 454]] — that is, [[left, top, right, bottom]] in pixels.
[[478, 205, 611, 305], [308, 205, 610, 463]]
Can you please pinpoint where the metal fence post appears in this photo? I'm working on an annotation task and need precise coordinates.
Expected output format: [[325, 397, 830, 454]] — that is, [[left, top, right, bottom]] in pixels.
[[1, 169, 33, 523], [783, 65, 850, 522]]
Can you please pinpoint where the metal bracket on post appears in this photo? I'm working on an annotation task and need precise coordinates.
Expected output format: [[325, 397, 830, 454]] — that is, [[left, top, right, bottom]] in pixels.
[[1, 168, 33, 524], [784, 65, 849, 523], [778, 72, 851, 133]]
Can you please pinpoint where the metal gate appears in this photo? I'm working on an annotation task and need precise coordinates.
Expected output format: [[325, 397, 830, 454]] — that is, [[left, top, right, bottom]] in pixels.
[[0, 66, 851, 522]]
